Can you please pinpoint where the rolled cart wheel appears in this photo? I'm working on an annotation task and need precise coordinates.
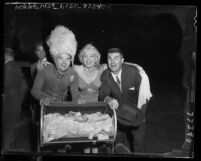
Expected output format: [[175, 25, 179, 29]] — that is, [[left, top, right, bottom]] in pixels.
[[112, 108, 117, 154], [39, 104, 44, 152]]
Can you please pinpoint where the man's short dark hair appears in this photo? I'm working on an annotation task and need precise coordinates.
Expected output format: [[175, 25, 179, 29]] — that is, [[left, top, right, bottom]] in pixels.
[[107, 48, 123, 57]]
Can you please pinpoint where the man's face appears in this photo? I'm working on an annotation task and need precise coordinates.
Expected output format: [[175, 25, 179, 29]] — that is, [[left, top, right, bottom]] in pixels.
[[107, 52, 124, 74], [35, 45, 46, 60], [54, 53, 71, 72]]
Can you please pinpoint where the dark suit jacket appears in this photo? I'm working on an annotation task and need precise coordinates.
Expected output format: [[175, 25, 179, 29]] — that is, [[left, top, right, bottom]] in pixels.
[[4, 60, 23, 116], [98, 64, 141, 107]]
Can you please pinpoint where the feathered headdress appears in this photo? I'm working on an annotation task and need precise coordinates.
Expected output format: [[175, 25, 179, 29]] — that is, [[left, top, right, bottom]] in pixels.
[[46, 25, 77, 64]]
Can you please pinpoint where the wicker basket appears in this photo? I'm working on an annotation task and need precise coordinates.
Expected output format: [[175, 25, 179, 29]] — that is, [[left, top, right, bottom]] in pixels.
[[40, 101, 117, 148]]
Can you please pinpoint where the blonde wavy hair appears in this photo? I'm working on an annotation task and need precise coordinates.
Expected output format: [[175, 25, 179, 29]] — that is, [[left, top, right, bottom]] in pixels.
[[78, 44, 101, 67]]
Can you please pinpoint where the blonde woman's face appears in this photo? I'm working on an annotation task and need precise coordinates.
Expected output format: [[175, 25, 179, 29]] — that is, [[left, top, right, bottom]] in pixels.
[[54, 53, 71, 72], [82, 49, 98, 68]]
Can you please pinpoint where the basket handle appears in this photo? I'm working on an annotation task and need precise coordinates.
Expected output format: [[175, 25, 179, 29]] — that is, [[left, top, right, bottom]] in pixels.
[[113, 108, 117, 141], [40, 104, 44, 147]]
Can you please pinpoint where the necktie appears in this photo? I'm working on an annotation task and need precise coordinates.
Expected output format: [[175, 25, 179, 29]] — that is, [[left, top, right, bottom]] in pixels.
[[116, 76, 121, 92]]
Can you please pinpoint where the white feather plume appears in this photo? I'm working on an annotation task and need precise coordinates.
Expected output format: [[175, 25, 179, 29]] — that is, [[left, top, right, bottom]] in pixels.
[[46, 25, 77, 60]]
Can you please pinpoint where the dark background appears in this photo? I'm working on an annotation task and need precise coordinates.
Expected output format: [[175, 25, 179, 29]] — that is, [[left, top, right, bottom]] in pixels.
[[4, 4, 184, 85], [3, 3, 196, 156]]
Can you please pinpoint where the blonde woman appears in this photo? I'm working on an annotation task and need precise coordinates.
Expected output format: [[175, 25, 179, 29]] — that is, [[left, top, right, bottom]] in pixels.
[[74, 44, 107, 104], [73, 44, 107, 154]]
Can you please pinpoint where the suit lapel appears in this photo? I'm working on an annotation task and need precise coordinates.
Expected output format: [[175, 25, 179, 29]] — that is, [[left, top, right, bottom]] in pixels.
[[121, 64, 126, 95], [109, 72, 122, 95]]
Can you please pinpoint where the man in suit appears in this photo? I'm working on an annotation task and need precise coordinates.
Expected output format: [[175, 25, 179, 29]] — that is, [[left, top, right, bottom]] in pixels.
[[31, 41, 50, 79], [3, 48, 24, 151], [99, 48, 152, 153]]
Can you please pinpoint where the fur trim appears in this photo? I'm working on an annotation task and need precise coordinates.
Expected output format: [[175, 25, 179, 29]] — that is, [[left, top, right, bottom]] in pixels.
[[46, 25, 77, 61], [124, 62, 152, 109]]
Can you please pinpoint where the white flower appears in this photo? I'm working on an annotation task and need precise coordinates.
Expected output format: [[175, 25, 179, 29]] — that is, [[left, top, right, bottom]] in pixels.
[[70, 75, 74, 82], [129, 86, 135, 90]]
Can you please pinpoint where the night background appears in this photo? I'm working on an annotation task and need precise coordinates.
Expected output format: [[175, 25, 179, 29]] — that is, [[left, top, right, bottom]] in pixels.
[[3, 3, 196, 158]]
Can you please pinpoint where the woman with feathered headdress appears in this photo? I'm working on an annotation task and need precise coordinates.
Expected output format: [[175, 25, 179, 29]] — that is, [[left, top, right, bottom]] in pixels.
[[31, 25, 79, 105]]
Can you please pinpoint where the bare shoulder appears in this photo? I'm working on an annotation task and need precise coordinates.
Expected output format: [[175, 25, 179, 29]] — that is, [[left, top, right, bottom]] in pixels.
[[73, 65, 82, 74], [73, 65, 82, 73], [73, 65, 84, 77], [98, 64, 108, 75]]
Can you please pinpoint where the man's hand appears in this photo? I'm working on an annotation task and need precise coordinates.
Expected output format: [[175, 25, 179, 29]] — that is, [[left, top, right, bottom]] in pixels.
[[40, 97, 55, 106], [107, 98, 119, 110], [37, 60, 51, 71]]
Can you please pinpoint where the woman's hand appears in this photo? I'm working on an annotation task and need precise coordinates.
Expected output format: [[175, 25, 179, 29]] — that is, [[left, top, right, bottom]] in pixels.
[[77, 98, 86, 104], [40, 97, 55, 106]]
